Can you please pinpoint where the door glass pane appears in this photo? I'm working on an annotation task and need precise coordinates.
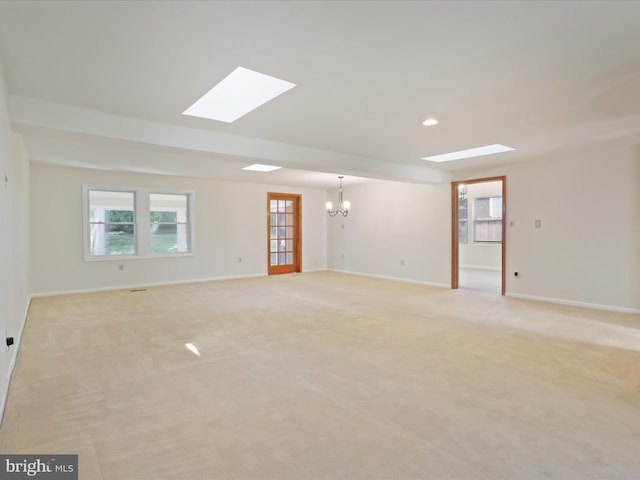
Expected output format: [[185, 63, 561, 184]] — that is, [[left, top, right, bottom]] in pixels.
[[270, 240, 277, 252], [286, 252, 293, 264], [278, 253, 286, 264], [270, 253, 277, 265]]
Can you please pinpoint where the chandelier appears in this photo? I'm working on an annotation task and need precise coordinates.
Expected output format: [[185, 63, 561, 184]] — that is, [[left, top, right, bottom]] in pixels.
[[327, 176, 350, 217]]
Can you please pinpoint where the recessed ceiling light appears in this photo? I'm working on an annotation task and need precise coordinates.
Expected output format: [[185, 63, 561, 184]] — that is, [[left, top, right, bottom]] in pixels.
[[183, 67, 296, 123], [422, 118, 439, 126], [422, 144, 514, 162], [242, 164, 282, 172]]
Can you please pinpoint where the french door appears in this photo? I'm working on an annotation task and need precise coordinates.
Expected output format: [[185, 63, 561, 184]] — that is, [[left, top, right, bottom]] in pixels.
[[267, 193, 301, 275]]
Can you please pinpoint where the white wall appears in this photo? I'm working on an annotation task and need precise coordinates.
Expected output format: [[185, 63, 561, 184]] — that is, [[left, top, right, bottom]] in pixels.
[[459, 181, 502, 270], [457, 141, 640, 313], [0, 59, 30, 419], [327, 142, 639, 313], [327, 180, 451, 287], [30, 164, 327, 295]]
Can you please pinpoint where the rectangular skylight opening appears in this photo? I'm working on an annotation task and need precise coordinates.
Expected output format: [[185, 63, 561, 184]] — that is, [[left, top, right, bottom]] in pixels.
[[422, 144, 514, 162], [183, 67, 296, 123], [242, 164, 282, 172]]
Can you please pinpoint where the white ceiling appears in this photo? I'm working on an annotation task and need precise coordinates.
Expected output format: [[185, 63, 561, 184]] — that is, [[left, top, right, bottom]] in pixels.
[[1, 0, 639, 188]]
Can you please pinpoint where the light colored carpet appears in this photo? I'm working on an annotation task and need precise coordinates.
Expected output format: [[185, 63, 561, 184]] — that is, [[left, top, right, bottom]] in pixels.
[[1, 271, 640, 479], [459, 268, 501, 293]]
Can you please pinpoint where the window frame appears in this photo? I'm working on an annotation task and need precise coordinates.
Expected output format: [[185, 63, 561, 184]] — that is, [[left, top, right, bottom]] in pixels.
[[83, 185, 194, 262]]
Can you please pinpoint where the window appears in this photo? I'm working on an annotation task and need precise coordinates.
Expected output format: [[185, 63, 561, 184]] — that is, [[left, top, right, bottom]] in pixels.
[[88, 190, 136, 256], [473, 196, 502, 242], [84, 186, 192, 260], [150, 193, 189, 253]]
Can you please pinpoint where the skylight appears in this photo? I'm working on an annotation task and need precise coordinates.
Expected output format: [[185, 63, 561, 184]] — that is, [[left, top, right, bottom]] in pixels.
[[183, 67, 296, 123], [242, 164, 282, 172], [422, 144, 514, 162]]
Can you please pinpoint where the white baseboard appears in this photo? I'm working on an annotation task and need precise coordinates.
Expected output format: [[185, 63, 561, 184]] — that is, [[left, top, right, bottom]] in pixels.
[[1, 295, 31, 425], [506, 292, 640, 315], [30, 273, 269, 298], [331, 269, 450, 289]]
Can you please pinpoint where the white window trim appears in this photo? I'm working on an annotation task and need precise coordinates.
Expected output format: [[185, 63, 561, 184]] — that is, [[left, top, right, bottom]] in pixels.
[[83, 185, 195, 262]]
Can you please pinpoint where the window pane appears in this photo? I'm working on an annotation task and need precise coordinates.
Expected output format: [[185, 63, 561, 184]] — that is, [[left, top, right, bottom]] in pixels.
[[90, 223, 135, 256], [286, 252, 293, 264], [270, 240, 278, 252], [459, 220, 468, 244], [150, 211, 177, 222], [88, 190, 135, 256], [106, 210, 134, 223], [151, 224, 188, 253], [474, 220, 502, 242], [270, 253, 277, 266], [458, 198, 468, 245]]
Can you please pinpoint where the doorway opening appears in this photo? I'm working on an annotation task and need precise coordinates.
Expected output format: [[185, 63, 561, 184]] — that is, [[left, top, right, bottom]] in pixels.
[[267, 193, 301, 275], [451, 176, 506, 295]]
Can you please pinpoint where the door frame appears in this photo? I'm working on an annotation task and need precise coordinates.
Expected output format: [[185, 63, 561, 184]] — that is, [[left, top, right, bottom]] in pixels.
[[267, 192, 302, 275], [451, 176, 506, 295]]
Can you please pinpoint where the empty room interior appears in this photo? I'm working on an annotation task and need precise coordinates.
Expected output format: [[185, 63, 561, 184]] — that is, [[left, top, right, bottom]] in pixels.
[[0, 1, 639, 479]]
